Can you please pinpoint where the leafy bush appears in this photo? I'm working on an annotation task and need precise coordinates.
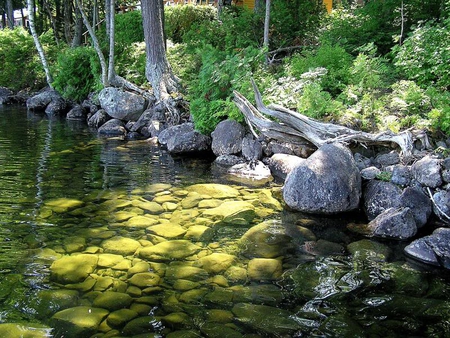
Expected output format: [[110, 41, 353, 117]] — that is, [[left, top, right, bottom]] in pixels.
[[116, 42, 147, 87], [52, 46, 102, 101], [165, 5, 216, 43], [0, 28, 48, 90], [392, 19, 450, 90], [427, 88, 450, 135], [188, 45, 265, 134], [288, 43, 353, 95], [297, 82, 344, 119], [114, 10, 144, 44]]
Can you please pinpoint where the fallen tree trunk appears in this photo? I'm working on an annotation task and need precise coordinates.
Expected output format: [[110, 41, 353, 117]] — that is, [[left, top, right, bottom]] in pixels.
[[233, 79, 431, 162]]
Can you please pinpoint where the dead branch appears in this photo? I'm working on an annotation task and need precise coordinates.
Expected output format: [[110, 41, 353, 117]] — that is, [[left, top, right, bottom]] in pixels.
[[233, 79, 432, 162]]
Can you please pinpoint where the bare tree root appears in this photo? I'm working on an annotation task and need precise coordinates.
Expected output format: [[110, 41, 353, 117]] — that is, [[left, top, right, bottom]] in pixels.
[[233, 79, 432, 163]]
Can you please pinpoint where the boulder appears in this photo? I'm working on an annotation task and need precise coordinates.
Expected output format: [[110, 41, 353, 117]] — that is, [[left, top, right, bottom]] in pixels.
[[92, 291, 133, 311], [138, 240, 201, 261], [166, 129, 211, 154], [51, 306, 109, 338], [374, 152, 400, 168], [360, 166, 381, 180], [367, 207, 417, 240], [390, 164, 411, 186], [242, 135, 263, 161], [0, 323, 52, 338], [87, 109, 110, 128], [399, 186, 432, 228], [283, 143, 361, 214], [404, 228, 450, 268], [66, 104, 86, 120], [264, 153, 305, 180], [98, 87, 145, 121], [214, 154, 246, 167], [432, 190, 450, 220], [98, 118, 127, 137], [412, 155, 442, 188], [0, 87, 15, 104], [50, 254, 98, 284], [363, 180, 402, 220], [158, 122, 194, 145], [211, 119, 245, 156], [26, 89, 67, 114]]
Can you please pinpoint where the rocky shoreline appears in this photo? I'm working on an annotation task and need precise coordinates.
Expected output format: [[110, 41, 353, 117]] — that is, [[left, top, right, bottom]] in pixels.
[[2, 86, 450, 269]]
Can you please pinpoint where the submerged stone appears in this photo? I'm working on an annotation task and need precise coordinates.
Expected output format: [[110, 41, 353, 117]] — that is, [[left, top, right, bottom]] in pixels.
[[197, 253, 237, 274], [202, 201, 256, 224], [92, 291, 133, 311], [186, 184, 240, 198], [126, 215, 159, 228], [247, 258, 283, 280], [138, 240, 202, 261], [128, 272, 161, 288], [165, 264, 209, 282], [44, 198, 84, 213], [0, 323, 52, 338], [51, 306, 109, 338], [29, 289, 79, 320], [50, 254, 98, 284], [146, 223, 187, 238], [106, 308, 138, 327], [101, 236, 141, 255]]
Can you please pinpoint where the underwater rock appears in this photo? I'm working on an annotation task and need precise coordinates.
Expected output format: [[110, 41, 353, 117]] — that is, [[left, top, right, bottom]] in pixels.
[[50, 254, 98, 284], [146, 223, 187, 239], [138, 240, 202, 261], [165, 264, 209, 282], [44, 197, 84, 213], [0, 323, 52, 338], [186, 183, 240, 199], [197, 253, 237, 274], [92, 291, 133, 311], [29, 289, 79, 320], [128, 272, 161, 288], [51, 306, 109, 338], [106, 308, 138, 327], [101, 236, 141, 256], [247, 258, 283, 280], [202, 201, 256, 225], [121, 316, 157, 336], [347, 239, 392, 263]]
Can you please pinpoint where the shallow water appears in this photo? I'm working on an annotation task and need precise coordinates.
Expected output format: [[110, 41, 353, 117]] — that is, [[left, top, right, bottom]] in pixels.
[[1, 105, 450, 338]]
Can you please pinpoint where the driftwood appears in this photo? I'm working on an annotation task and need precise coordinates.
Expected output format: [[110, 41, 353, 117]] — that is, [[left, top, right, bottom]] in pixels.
[[233, 79, 431, 162]]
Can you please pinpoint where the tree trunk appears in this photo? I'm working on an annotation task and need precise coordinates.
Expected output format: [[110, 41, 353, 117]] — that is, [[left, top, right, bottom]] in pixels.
[[6, 0, 14, 28], [63, 0, 73, 43], [263, 0, 270, 64], [71, 6, 83, 47], [27, 0, 54, 88], [141, 0, 179, 100], [107, 0, 115, 83]]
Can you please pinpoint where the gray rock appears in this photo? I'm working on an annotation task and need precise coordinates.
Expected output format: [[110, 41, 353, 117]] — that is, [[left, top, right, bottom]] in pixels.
[[0, 87, 15, 104], [432, 190, 450, 220], [361, 166, 381, 180], [98, 87, 145, 121], [242, 135, 263, 161], [214, 155, 246, 167], [405, 227, 450, 268], [283, 143, 361, 214], [166, 130, 211, 154], [374, 152, 400, 168], [211, 119, 245, 156], [367, 207, 417, 240], [88, 109, 110, 128], [354, 153, 372, 171], [158, 123, 194, 145], [399, 186, 431, 228], [363, 180, 402, 220], [98, 119, 127, 137], [227, 161, 272, 180], [45, 97, 69, 116], [130, 109, 153, 132], [26, 89, 64, 112], [390, 164, 411, 186], [412, 155, 442, 188], [66, 105, 86, 120], [264, 153, 305, 180], [442, 169, 450, 183]]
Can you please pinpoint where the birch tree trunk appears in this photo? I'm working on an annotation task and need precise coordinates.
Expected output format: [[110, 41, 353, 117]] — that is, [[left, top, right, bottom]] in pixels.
[[263, 0, 271, 64], [27, 0, 54, 88], [6, 0, 14, 28], [141, 0, 179, 100]]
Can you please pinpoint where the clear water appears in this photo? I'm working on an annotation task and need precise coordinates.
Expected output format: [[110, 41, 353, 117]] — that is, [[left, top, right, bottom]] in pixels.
[[1, 105, 450, 338]]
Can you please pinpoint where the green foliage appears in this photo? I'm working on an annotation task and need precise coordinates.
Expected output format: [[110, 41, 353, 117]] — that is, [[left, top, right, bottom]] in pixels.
[[297, 82, 344, 119], [52, 46, 102, 102], [376, 171, 393, 182], [114, 11, 144, 45], [165, 5, 216, 43], [288, 43, 353, 95], [0, 27, 48, 90], [188, 45, 265, 134], [392, 19, 450, 90], [427, 88, 450, 135]]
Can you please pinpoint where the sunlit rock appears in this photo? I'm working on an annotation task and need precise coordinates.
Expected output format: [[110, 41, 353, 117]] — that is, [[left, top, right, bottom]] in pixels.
[[283, 143, 361, 214], [184, 225, 214, 241], [170, 209, 200, 225], [106, 308, 138, 327], [127, 261, 151, 277], [363, 180, 402, 220], [92, 291, 133, 311], [224, 266, 248, 283], [367, 207, 417, 240], [0, 323, 52, 338], [50, 254, 98, 284], [65, 276, 97, 292], [128, 272, 161, 288], [238, 220, 295, 258], [146, 223, 187, 239], [179, 288, 208, 303], [93, 276, 114, 291], [51, 306, 109, 338], [202, 201, 256, 225], [161, 312, 192, 329], [197, 253, 237, 274], [165, 264, 209, 282], [63, 236, 86, 253], [121, 316, 157, 336], [44, 197, 84, 213], [181, 192, 208, 209], [232, 303, 300, 336], [173, 279, 200, 291], [125, 215, 159, 228], [97, 253, 124, 268], [28, 289, 79, 320], [99, 198, 132, 211], [186, 183, 240, 199], [247, 258, 283, 280], [101, 236, 141, 256], [138, 240, 202, 261], [131, 199, 165, 214]]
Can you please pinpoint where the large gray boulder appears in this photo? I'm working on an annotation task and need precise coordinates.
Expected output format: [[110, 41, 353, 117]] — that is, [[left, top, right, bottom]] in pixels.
[[98, 87, 146, 121], [405, 228, 450, 268], [264, 153, 305, 180], [363, 180, 402, 220], [399, 186, 432, 228], [283, 143, 361, 214], [211, 119, 245, 156], [98, 119, 127, 137], [432, 190, 450, 221], [166, 129, 211, 154], [158, 123, 194, 145], [412, 155, 442, 188], [26, 89, 68, 115], [367, 207, 417, 240]]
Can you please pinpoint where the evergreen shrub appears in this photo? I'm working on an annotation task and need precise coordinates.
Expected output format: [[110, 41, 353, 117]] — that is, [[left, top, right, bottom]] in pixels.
[[52, 46, 102, 102]]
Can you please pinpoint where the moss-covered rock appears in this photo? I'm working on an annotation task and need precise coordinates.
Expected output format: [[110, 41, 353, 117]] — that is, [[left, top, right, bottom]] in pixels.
[[198, 253, 237, 274], [101, 236, 141, 255], [186, 184, 240, 198], [50, 254, 98, 284], [138, 240, 201, 261], [0, 323, 52, 338], [92, 291, 133, 311], [51, 306, 109, 338], [202, 201, 256, 225]]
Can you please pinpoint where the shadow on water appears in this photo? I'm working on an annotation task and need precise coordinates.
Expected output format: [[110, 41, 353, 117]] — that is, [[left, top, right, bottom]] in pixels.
[[1, 105, 450, 337]]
